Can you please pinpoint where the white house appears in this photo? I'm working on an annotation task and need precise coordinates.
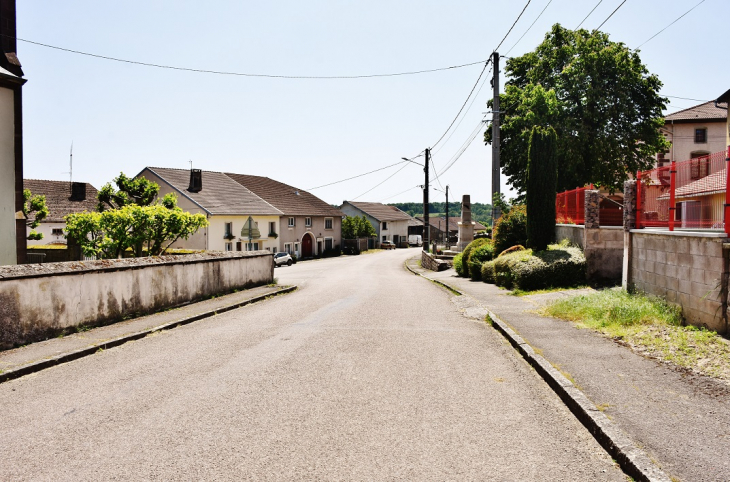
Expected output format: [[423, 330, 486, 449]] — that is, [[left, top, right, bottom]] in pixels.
[[23, 180, 98, 245], [339, 201, 414, 248]]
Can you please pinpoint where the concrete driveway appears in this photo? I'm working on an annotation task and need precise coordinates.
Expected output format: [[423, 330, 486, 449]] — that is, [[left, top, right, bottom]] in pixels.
[[0, 249, 625, 480]]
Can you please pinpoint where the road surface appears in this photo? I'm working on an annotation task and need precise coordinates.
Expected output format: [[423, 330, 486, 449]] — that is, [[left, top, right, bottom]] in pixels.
[[0, 249, 625, 480]]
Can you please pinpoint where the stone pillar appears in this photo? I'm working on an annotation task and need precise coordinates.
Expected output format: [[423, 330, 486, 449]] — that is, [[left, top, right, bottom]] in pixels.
[[457, 194, 476, 251], [622, 180, 637, 290], [584, 190, 600, 229]]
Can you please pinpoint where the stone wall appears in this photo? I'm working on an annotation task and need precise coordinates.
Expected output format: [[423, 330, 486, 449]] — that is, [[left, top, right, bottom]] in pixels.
[[584, 227, 624, 281], [0, 251, 274, 349], [555, 224, 584, 249], [421, 251, 449, 272], [628, 231, 728, 333]]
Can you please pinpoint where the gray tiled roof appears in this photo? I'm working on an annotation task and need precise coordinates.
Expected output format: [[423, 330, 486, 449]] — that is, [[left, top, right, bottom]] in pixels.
[[23, 179, 99, 222], [343, 202, 415, 222], [665, 101, 727, 122], [225, 173, 344, 217], [145, 168, 282, 216]]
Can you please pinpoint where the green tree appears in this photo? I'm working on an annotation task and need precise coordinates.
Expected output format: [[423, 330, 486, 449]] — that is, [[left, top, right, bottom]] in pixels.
[[526, 125, 558, 251], [97, 172, 160, 211], [356, 215, 376, 237], [342, 216, 357, 239], [23, 189, 49, 240], [486, 24, 669, 195], [341, 215, 376, 239]]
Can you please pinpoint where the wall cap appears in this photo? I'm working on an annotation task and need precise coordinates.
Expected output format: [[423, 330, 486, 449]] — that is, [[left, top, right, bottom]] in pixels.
[[629, 229, 728, 239], [0, 251, 272, 281]]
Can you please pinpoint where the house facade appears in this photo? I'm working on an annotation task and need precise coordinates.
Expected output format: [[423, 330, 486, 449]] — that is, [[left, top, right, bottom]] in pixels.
[[340, 201, 414, 247], [659, 101, 727, 166], [23, 180, 98, 245], [0, 0, 25, 265], [138, 168, 283, 252], [226, 174, 344, 258]]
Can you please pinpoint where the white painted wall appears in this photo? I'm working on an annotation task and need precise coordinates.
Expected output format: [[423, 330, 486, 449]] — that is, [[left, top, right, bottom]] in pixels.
[[26, 222, 67, 246], [0, 87, 16, 265], [663, 120, 726, 162]]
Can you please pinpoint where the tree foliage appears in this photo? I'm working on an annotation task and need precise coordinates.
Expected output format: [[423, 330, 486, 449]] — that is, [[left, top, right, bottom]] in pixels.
[[486, 24, 669, 195], [388, 202, 494, 227], [23, 189, 49, 240], [97, 172, 161, 211], [342, 215, 376, 239], [526, 125, 558, 251], [492, 204, 527, 255]]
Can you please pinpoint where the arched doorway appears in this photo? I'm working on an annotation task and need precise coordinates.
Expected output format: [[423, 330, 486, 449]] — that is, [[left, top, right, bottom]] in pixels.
[[302, 233, 314, 258]]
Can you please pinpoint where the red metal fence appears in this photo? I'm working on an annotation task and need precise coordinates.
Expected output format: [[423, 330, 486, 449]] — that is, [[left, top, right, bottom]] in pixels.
[[637, 149, 730, 233], [556, 186, 590, 225]]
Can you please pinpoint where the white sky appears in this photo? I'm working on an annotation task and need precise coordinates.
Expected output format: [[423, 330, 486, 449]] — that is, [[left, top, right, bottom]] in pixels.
[[18, 0, 730, 206]]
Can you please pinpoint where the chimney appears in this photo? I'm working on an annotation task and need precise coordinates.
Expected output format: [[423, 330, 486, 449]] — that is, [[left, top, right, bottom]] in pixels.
[[0, 0, 23, 77], [70, 182, 86, 201], [188, 169, 202, 193]]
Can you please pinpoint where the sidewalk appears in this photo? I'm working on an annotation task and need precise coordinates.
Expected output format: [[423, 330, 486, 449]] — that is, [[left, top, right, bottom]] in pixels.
[[0, 284, 295, 383], [407, 257, 730, 482]]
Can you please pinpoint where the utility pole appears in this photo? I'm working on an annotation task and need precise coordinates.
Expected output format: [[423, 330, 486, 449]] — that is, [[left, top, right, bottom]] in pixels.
[[423, 148, 430, 251], [444, 185, 449, 247], [491, 51, 501, 226]]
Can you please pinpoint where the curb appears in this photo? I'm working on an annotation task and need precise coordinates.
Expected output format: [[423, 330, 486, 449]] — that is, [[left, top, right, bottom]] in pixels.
[[0, 286, 297, 385], [404, 258, 464, 296], [406, 264, 671, 482]]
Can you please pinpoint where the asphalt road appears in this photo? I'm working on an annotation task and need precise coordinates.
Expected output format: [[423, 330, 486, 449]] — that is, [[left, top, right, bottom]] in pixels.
[[1, 249, 625, 481]]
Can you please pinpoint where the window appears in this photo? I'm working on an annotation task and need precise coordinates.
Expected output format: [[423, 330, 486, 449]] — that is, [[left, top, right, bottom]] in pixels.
[[224, 222, 234, 239], [382, 235, 387, 242], [225, 242, 233, 251], [284, 243, 292, 254], [236, 241, 242, 251], [382, 222, 388, 230], [51, 228, 63, 236], [324, 217, 333, 229], [690, 152, 710, 180], [288, 217, 295, 227], [305, 217, 312, 227], [694, 128, 707, 143], [269, 222, 276, 236], [294, 242, 299, 254], [245, 242, 259, 251]]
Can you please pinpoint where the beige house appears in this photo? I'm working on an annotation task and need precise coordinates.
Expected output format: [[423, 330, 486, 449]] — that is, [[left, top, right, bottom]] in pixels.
[[340, 201, 414, 247], [718, 88, 730, 147], [138, 168, 283, 252], [226, 174, 344, 258], [23, 180, 99, 245], [659, 101, 727, 165]]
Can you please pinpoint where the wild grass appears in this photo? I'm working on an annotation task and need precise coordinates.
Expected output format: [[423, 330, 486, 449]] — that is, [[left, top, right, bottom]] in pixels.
[[544, 289, 730, 382]]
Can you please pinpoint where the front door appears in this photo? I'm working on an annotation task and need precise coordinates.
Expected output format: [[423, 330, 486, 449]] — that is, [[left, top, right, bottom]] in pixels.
[[302, 234, 313, 258]]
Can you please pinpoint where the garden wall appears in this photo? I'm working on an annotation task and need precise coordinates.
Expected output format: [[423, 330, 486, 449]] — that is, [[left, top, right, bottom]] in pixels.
[[555, 224, 622, 281], [555, 224, 584, 249], [0, 251, 273, 349], [421, 251, 449, 272], [627, 231, 728, 334]]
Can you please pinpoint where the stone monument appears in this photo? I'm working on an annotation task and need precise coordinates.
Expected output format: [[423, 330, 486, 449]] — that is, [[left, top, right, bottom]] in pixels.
[[457, 194, 476, 251]]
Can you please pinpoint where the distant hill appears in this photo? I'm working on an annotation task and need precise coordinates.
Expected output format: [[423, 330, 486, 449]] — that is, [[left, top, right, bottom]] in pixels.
[[388, 202, 493, 227]]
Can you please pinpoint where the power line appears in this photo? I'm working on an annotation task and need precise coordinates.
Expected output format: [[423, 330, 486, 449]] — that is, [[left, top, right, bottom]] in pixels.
[[576, 0, 603, 29], [438, 120, 487, 177], [636, 0, 706, 49], [431, 154, 444, 190], [378, 185, 421, 203], [595, 0, 628, 30], [307, 160, 409, 191], [506, 0, 555, 55], [5, 34, 487, 80], [494, 0, 533, 52], [351, 162, 413, 201], [665, 95, 710, 102]]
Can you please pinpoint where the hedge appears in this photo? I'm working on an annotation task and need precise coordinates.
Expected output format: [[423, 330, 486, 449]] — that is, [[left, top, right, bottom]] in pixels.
[[468, 242, 496, 281], [488, 245, 586, 291], [459, 238, 491, 278], [481, 260, 496, 284], [454, 253, 465, 276], [492, 205, 527, 255]]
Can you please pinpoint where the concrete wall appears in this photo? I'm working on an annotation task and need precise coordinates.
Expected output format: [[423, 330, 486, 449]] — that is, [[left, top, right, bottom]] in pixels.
[[0, 87, 16, 266], [555, 224, 584, 249], [628, 231, 728, 333], [0, 251, 274, 349]]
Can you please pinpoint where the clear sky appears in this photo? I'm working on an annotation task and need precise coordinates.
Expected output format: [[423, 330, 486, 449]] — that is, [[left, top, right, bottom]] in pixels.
[[17, 0, 729, 206]]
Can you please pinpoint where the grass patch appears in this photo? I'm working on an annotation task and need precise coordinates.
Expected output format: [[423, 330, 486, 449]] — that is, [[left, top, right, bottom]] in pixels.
[[544, 289, 730, 382], [510, 285, 590, 297]]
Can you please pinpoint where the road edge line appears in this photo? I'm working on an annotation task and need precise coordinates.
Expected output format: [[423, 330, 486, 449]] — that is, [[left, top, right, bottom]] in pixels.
[[0, 286, 297, 384], [406, 265, 671, 482]]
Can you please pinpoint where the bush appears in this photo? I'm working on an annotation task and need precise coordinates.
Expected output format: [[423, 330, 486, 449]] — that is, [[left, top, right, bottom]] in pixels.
[[498, 245, 525, 257], [481, 260, 496, 283], [468, 243, 496, 281], [459, 238, 490, 278], [453, 253, 465, 276], [492, 204, 527, 255], [494, 245, 586, 291]]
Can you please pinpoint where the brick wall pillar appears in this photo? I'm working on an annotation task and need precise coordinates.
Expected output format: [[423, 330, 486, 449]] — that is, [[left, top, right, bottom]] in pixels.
[[622, 180, 637, 289]]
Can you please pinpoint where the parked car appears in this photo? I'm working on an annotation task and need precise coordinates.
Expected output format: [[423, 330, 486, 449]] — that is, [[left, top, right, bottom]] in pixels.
[[408, 235, 422, 246], [273, 252, 293, 267], [380, 240, 396, 250]]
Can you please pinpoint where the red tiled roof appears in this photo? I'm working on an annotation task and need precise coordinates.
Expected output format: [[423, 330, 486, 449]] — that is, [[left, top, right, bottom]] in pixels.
[[144, 168, 282, 216], [225, 173, 344, 217], [664, 101, 727, 122], [343, 202, 414, 222], [23, 179, 99, 222]]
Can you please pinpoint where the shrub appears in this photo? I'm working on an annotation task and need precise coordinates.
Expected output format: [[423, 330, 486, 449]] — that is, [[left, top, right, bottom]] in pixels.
[[492, 204, 527, 255], [498, 245, 525, 257], [453, 253, 465, 276], [481, 260, 496, 284], [459, 238, 490, 278], [494, 245, 586, 291], [468, 243, 496, 281]]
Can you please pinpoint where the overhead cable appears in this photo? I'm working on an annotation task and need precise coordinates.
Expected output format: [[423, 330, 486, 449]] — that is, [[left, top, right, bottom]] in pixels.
[[506, 0, 555, 55], [351, 162, 413, 201], [636, 0, 706, 49], [307, 160, 409, 191], [576, 0, 604, 29], [595, 0, 628, 30]]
